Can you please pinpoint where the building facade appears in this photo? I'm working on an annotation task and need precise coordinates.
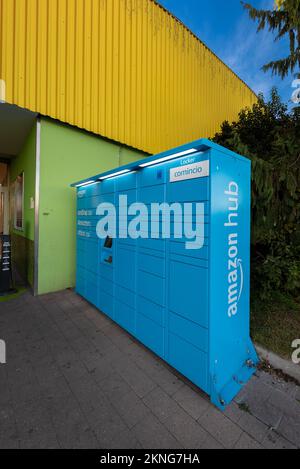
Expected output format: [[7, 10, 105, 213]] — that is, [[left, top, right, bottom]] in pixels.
[[0, 0, 257, 295]]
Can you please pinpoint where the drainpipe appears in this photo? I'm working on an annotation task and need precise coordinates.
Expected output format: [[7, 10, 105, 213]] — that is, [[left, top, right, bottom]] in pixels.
[[33, 117, 41, 296]]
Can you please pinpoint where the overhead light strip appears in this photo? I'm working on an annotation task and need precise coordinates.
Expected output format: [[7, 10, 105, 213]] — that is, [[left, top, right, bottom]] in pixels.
[[99, 169, 131, 180], [76, 149, 199, 186], [139, 148, 199, 168], [75, 180, 97, 187]]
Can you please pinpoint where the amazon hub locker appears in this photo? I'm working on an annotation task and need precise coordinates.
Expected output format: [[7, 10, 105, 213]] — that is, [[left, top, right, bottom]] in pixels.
[[72, 139, 258, 410]]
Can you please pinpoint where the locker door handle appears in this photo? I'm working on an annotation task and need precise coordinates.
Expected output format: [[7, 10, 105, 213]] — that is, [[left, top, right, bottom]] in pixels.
[[104, 255, 113, 264]]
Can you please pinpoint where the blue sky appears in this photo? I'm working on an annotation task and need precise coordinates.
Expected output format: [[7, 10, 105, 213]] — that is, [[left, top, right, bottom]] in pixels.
[[158, 0, 294, 104]]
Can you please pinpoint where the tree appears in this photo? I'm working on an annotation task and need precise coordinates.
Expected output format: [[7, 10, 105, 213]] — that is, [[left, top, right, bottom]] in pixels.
[[243, 0, 300, 78], [213, 89, 300, 298]]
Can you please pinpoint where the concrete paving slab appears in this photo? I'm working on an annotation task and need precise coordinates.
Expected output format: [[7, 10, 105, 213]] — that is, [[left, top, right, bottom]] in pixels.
[[0, 289, 299, 449]]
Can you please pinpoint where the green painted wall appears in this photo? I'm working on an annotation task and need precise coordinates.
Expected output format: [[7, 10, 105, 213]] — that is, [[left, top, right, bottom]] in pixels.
[[10, 123, 36, 286], [38, 117, 144, 295]]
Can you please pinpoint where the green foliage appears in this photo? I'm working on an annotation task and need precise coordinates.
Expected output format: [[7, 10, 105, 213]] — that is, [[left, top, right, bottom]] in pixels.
[[242, 0, 300, 78], [213, 89, 300, 299], [251, 290, 300, 358]]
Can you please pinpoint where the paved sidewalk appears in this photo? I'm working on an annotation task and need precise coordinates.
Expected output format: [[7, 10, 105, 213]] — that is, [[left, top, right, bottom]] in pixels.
[[0, 289, 299, 449]]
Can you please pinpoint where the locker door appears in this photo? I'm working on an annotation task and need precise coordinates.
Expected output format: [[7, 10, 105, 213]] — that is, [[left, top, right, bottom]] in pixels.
[[165, 161, 210, 393]]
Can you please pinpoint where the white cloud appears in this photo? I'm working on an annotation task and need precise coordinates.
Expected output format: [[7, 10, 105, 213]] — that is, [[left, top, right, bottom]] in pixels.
[[220, 7, 280, 92], [199, 0, 291, 100]]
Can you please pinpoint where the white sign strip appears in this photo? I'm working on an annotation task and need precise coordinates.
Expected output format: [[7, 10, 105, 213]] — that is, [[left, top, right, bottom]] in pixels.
[[170, 160, 209, 183]]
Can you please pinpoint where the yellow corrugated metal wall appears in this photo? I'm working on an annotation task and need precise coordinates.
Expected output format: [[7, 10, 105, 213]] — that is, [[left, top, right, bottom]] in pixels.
[[0, 0, 257, 154]]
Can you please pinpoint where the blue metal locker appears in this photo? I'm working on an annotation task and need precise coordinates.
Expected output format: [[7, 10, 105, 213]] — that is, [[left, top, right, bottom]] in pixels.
[[72, 139, 259, 410]]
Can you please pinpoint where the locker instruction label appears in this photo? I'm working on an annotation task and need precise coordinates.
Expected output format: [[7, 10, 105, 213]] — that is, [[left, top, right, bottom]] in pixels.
[[170, 160, 209, 182]]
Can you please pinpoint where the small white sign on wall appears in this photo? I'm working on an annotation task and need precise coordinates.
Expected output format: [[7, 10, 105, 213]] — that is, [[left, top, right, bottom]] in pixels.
[[170, 160, 209, 183], [0, 79, 6, 103]]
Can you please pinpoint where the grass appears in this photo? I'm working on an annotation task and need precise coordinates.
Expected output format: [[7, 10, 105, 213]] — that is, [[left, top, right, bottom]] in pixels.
[[0, 287, 27, 303], [251, 291, 300, 359]]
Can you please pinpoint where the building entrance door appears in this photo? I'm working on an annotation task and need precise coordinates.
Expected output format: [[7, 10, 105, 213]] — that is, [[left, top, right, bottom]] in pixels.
[[0, 163, 9, 236], [0, 186, 9, 235]]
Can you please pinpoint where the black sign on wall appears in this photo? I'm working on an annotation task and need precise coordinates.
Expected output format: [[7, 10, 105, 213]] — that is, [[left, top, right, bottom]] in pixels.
[[0, 235, 14, 295]]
